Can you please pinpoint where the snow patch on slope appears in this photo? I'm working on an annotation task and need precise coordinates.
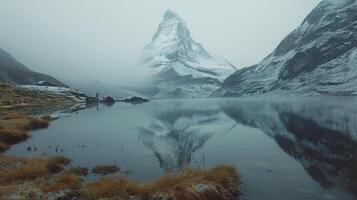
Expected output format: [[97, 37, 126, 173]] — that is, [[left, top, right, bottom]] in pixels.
[[17, 85, 86, 101]]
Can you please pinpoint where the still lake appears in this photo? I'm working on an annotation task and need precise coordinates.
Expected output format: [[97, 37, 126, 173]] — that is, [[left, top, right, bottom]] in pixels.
[[6, 98, 357, 200]]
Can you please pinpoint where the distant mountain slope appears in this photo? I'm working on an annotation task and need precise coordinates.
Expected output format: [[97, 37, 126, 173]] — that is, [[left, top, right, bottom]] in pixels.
[[65, 79, 146, 99], [141, 10, 236, 98], [213, 0, 357, 97], [0, 48, 66, 87]]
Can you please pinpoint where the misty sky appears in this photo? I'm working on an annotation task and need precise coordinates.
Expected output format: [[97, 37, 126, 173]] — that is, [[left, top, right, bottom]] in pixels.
[[0, 0, 321, 85]]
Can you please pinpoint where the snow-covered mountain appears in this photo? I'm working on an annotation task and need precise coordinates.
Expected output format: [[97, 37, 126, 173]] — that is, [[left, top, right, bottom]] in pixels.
[[141, 10, 236, 98], [213, 0, 357, 97]]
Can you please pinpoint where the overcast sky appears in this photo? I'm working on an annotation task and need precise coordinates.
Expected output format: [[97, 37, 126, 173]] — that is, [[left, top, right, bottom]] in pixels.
[[0, 0, 321, 85]]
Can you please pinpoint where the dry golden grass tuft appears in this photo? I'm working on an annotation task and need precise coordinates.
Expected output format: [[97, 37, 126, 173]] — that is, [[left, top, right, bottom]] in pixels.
[[51, 156, 72, 166], [0, 143, 10, 152], [84, 165, 240, 200], [200, 165, 240, 196], [84, 177, 131, 199], [43, 172, 81, 193], [0, 152, 239, 199], [0, 159, 48, 184], [46, 156, 72, 174], [0, 112, 50, 151], [0, 155, 27, 164], [26, 118, 49, 130], [0, 156, 72, 185]]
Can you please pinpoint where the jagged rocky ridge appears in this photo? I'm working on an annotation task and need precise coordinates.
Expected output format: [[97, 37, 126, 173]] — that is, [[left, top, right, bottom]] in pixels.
[[0, 48, 66, 87], [141, 10, 236, 98], [213, 0, 357, 97]]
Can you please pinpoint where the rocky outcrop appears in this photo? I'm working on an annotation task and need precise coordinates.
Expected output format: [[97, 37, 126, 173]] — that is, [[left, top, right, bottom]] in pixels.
[[101, 96, 116, 105], [118, 96, 149, 105]]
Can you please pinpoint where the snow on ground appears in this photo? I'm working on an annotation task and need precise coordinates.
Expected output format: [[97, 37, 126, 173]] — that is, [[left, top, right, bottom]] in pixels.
[[17, 85, 86, 101]]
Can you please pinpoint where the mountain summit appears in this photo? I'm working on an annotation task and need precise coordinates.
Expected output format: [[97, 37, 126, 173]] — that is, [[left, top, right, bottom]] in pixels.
[[142, 10, 236, 83], [141, 10, 236, 98]]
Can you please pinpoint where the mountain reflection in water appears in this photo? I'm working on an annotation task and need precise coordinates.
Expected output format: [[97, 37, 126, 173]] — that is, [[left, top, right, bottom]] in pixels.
[[138, 102, 226, 172], [222, 98, 357, 197], [139, 98, 357, 197]]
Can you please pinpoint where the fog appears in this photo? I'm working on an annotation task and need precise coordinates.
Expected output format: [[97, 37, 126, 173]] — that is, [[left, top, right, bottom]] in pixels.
[[0, 0, 321, 85]]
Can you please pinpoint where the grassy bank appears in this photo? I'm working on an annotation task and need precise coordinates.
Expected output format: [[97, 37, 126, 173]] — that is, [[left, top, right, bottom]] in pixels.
[[0, 83, 75, 110], [0, 112, 50, 152], [84, 165, 240, 200], [0, 159, 239, 200]]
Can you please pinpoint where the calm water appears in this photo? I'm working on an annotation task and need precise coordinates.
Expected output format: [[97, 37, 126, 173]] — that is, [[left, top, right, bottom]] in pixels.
[[6, 98, 357, 200]]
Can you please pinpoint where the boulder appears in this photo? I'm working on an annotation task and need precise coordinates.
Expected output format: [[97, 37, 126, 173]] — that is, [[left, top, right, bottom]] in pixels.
[[102, 96, 116, 105], [119, 96, 149, 105], [85, 97, 98, 105]]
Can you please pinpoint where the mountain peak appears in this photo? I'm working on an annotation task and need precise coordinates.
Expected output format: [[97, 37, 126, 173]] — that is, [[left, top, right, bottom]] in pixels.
[[164, 10, 182, 21], [149, 10, 190, 48]]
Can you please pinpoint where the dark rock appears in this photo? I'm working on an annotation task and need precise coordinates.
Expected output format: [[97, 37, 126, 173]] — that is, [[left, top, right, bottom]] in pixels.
[[91, 165, 119, 176], [101, 96, 116, 105], [118, 96, 149, 105], [85, 97, 98, 105], [69, 167, 89, 176]]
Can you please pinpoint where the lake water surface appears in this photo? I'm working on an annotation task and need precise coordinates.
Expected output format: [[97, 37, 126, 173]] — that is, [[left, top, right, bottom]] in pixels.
[[6, 98, 357, 200]]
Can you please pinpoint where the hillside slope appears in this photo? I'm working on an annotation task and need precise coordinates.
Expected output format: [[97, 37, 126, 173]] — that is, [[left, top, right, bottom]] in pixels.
[[213, 0, 357, 97], [0, 48, 66, 87]]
